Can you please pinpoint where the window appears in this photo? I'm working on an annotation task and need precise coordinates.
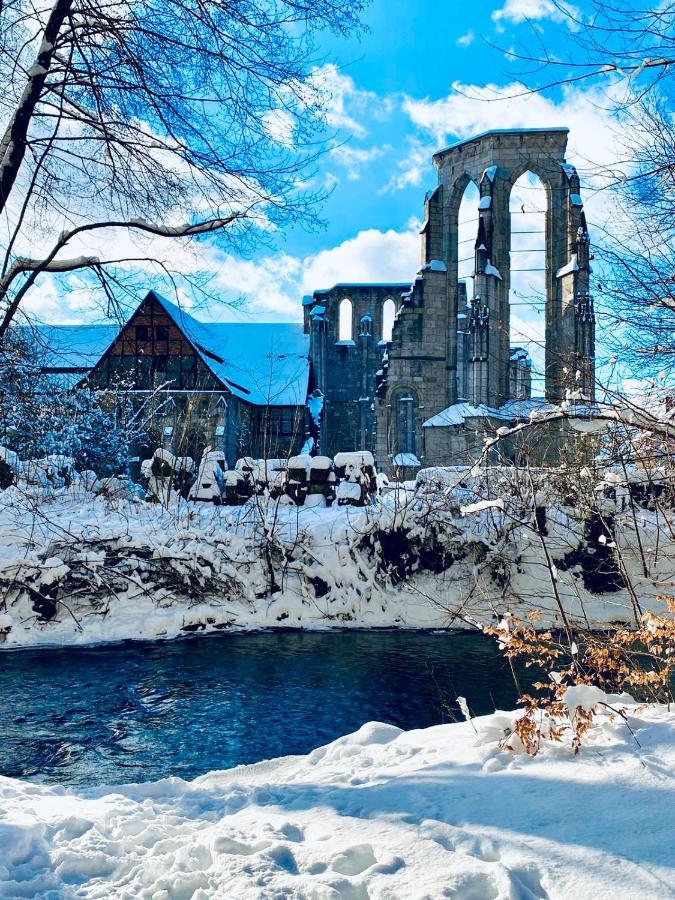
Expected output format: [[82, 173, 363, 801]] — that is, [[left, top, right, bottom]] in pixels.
[[382, 298, 395, 342], [135, 325, 149, 341], [155, 324, 169, 341], [397, 395, 416, 454], [265, 408, 295, 436], [338, 298, 353, 341], [281, 408, 293, 435]]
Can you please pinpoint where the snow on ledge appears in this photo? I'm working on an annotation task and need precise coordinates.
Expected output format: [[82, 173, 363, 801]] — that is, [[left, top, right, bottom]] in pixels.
[[421, 259, 447, 273], [485, 260, 502, 279], [557, 254, 580, 278]]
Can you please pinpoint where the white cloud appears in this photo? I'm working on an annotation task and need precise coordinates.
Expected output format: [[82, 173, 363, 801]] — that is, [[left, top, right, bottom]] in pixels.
[[381, 138, 433, 192], [491, 0, 579, 26], [330, 144, 389, 180], [456, 30, 475, 47], [301, 225, 419, 293], [24, 221, 421, 327], [197, 225, 420, 321], [261, 109, 296, 148], [307, 64, 381, 139]]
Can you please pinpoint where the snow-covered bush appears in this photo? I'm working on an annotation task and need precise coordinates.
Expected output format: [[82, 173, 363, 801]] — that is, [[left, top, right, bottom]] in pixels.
[[0, 334, 134, 477]]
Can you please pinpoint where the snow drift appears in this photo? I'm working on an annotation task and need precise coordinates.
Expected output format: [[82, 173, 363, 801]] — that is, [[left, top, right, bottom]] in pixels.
[[1, 696, 673, 898]]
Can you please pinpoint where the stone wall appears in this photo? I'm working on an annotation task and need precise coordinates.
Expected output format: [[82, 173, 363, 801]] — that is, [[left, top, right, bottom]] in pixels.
[[305, 284, 408, 458]]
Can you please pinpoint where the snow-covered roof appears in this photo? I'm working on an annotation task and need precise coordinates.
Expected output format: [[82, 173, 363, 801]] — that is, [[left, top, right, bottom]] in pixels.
[[423, 397, 557, 428], [498, 398, 556, 419], [25, 323, 119, 370], [392, 453, 421, 467], [423, 402, 510, 428], [26, 292, 310, 407], [151, 293, 309, 406]]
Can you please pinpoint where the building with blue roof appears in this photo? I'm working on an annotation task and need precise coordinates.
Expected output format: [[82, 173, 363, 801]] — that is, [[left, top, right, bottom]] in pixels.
[[36, 290, 311, 465]]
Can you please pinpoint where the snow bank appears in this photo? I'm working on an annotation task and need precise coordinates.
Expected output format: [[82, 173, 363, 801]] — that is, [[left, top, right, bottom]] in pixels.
[[2, 701, 674, 898], [0, 462, 672, 648]]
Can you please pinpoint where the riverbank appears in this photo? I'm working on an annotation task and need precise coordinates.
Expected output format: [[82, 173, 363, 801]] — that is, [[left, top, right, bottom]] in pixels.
[[2, 693, 673, 898], [0, 475, 671, 649]]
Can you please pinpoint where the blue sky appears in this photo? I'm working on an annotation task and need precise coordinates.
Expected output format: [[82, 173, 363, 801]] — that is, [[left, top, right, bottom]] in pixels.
[[278, 0, 585, 258]]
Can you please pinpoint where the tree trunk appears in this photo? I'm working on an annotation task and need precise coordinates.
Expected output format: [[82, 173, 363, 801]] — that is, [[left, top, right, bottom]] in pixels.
[[0, 0, 73, 216]]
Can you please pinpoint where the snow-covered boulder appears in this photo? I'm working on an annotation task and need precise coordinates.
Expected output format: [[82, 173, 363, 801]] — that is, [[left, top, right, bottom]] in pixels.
[[334, 450, 377, 505], [189, 450, 227, 503]]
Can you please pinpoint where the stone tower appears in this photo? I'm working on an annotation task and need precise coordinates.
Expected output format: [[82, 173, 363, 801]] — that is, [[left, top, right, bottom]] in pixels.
[[375, 127, 595, 473]]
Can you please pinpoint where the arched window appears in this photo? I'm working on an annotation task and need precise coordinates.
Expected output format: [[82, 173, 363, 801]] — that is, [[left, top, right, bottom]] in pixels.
[[338, 298, 353, 341], [457, 181, 480, 302], [391, 390, 416, 455], [509, 171, 547, 395], [382, 298, 395, 342]]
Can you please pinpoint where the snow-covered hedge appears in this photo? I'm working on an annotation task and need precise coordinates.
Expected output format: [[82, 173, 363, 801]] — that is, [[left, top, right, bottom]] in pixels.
[[0, 456, 671, 647]]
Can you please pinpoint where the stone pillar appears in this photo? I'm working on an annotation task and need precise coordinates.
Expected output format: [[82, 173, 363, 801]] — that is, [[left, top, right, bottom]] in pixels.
[[554, 168, 595, 401]]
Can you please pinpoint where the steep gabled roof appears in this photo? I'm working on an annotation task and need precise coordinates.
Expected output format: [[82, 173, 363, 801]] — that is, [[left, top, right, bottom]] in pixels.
[[23, 323, 119, 370], [148, 292, 309, 406], [21, 291, 310, 407]]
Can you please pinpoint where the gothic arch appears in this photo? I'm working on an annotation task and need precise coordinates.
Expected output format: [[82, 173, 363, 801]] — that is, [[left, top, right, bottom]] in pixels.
[[382, 298, 395, 342], [338, 298, 353, 341], [443, 172, 479, 264]]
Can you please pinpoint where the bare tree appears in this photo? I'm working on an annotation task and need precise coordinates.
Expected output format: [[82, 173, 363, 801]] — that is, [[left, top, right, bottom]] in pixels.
[[0, 0, 366, 333], [483, 2, 675, 384]]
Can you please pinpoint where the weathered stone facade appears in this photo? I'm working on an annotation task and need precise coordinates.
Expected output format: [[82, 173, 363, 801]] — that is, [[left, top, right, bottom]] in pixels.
[[303, 284, 407, 458], [307, 128, 595, 474], [37, 128, 595, 476]]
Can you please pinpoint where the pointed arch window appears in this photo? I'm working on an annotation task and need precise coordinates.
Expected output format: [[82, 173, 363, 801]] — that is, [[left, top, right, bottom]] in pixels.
[[391, 391, 416, 455], [338, 298, 353, 341], [382, 298, 395, 342]]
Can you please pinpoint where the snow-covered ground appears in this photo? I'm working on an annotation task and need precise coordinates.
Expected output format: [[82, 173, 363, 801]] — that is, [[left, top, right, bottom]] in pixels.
[[0, 472, 672, 648], [2, 695, 674, 898]]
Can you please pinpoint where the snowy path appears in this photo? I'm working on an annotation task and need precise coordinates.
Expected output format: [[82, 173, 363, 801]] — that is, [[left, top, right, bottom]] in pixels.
[[2, 703, 674, 898]]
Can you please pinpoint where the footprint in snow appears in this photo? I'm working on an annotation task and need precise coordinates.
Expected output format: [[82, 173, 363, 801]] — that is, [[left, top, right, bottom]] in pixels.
[[278, 822, 305, 842], [331, 844, 377, 876], [212, 835, 269, 855]]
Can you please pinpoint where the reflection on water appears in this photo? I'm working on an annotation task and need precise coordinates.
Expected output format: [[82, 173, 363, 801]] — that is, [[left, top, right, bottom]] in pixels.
[[0, 631, 536, 786]]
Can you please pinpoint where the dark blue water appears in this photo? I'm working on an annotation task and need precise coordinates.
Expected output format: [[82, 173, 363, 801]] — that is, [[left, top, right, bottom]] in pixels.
[[0, 631, 533, 786]]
